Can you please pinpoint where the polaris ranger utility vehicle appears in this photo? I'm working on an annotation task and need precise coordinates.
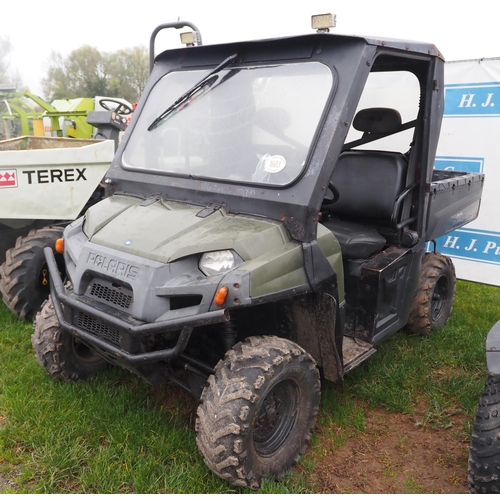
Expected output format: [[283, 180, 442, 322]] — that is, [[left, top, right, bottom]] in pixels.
[[33, 16, 484, 489]]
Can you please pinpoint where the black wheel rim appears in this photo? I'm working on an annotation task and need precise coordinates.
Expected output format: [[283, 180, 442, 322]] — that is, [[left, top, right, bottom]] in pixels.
[[253, 379, 298, 456], [37, 252, 66, 293], [431, 275, 448, 321], [72, 338, 102, 364]]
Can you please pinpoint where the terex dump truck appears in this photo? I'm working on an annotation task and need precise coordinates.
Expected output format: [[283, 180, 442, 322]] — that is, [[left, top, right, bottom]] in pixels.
[[0, 101, 133, 320], [32, 17, 484, 488]]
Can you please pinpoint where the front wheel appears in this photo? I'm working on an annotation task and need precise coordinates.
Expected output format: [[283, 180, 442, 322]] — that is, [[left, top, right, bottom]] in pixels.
[[468, 375, 500, 493], [406, 252, 456, 336], [195, 336, 321, 489], [0, 227, 65, 321], [32, 296, 109, 382]]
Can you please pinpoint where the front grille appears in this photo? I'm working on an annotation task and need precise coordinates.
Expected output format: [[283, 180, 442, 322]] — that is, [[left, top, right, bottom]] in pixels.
[[88, 282, 132, 309], [76, 312, 121, 347]]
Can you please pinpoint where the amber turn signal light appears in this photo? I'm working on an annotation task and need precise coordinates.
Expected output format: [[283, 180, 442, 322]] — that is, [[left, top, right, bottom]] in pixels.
[[55, 238, 64, 254], [214, 286, 229, 306]]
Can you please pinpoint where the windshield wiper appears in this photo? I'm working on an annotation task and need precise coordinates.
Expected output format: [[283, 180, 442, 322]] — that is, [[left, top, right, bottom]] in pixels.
[[148, 53, 239, 131]]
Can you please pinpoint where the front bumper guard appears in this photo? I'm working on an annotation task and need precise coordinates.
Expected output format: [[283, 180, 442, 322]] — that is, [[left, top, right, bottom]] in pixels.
[[44, 247, 229, 364]]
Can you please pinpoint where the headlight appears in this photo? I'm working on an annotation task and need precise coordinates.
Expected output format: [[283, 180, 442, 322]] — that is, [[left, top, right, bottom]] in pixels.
[[199, 250, 237, 276]]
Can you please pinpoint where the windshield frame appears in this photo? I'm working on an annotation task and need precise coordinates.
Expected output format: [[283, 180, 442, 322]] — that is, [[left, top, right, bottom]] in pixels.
[[105, 34, 441, 242], [121, 59, 336, 189]]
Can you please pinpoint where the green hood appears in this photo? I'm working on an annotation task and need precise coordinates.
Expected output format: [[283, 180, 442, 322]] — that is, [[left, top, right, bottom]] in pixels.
[[84, 195, 291, 263]]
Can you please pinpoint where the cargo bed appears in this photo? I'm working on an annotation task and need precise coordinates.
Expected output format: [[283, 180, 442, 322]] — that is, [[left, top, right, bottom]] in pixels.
[[426, 170, 485, 241]]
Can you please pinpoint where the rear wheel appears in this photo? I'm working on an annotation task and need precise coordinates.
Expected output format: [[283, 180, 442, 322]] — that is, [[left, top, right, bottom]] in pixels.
[[196, 336, 320, 489], [406, 252, 456, 336], [32, 295, 108, 381], [0, 227, 65, 321], [468, 375, 500, 493]]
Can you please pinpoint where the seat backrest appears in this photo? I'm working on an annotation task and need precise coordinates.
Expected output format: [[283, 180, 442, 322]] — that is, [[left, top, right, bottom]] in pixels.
[[330, 150, 408, 223], [353, 107, 403, 140]]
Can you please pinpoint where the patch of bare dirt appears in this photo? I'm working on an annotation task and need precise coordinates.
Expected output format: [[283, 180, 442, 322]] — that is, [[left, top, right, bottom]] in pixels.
[[0, 468, 19, 493], [307, 406, 469, 494], [157, 382, 470, 493]]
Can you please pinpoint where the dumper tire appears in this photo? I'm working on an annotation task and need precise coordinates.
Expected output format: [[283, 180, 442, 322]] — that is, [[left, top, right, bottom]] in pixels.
[[0, 227, 65, 321], [468, 374, 500, 493], [195, 336, 320, 489], [406, 252, 456, 336], [32, 294, 108, 382]]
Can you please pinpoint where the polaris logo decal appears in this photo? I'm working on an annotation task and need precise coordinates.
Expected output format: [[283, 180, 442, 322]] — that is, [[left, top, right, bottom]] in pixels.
[[87, 252, 139, 280], [0, 169, 17, 188]]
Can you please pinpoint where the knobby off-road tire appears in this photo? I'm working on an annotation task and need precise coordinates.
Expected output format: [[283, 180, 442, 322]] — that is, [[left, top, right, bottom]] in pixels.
[[0, 227, 65, 321], [406, 252, 456, 336], [32, 295, 108, 382], [468, 375, 500, 493], [196, 336, 321, 489]]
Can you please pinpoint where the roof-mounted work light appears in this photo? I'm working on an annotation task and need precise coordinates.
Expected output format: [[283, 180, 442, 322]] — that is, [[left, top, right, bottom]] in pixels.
[[180, 31, 201, 46], [311, 13, 336, 33]]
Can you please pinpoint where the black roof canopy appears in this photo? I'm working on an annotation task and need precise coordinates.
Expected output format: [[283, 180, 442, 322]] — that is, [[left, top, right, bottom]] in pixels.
[[107, 32, 444, 242]]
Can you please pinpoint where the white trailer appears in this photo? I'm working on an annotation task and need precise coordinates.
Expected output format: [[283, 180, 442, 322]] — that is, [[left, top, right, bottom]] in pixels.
[[0, 136, 115, 320]]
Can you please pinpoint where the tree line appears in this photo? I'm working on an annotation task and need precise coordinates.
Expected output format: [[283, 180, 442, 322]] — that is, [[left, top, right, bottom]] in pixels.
[[42, 45, 149, 104], [1, 37, 149, 103], [0, 35, 22, 88]]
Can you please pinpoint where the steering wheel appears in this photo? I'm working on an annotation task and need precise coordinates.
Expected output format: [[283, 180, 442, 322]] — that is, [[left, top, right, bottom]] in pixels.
[[98, 98, 134, 116], [322, 182, 340, 207]]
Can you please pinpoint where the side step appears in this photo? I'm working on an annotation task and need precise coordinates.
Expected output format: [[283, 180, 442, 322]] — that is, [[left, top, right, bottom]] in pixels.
[[342, 336, 377, 373]]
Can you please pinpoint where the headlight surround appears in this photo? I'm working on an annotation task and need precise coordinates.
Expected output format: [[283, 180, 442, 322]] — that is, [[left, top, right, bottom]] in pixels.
[[199, 250, 239, 276]]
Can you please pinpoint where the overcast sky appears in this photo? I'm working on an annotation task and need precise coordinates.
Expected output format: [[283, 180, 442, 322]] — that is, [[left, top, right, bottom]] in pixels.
[[2, 0, 499, 97]]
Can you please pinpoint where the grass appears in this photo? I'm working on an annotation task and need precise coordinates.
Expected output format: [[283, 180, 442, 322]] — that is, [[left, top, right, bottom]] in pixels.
[[0, 279, 499, 493], [347, 279, 496, 419]]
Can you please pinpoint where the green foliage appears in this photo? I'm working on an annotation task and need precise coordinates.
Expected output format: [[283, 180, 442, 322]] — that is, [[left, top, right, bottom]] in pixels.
[[107, 47, 149, 104], [42, 45, 148, 103]]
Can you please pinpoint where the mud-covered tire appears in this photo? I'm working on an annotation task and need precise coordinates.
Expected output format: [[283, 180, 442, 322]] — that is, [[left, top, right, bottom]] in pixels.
[[195, 336, 321, 489], [406, 252, 456, 336], [32, 295, 108, 382], [0, 227, 65, 321], [468, 375, 500, 493]]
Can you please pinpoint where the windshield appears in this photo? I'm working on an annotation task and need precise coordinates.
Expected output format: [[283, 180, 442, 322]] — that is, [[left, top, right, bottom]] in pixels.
[[122, 61, 334, 186]]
